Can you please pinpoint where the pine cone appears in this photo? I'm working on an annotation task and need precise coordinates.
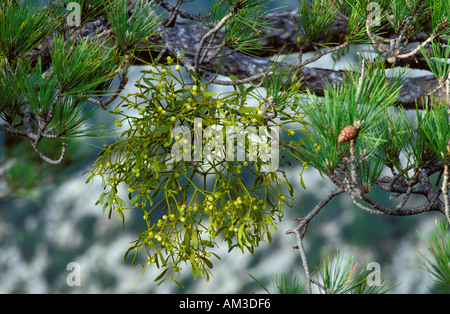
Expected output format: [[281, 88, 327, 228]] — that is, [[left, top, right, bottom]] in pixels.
[[337, 125, 358, 143]]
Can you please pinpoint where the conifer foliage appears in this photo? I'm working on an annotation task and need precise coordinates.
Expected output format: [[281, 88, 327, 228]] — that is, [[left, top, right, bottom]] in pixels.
[[1, 0, 450, 292]]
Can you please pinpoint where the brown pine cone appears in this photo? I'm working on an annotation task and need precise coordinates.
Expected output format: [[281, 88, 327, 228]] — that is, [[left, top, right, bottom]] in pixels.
[[337, 125, 359, 143]]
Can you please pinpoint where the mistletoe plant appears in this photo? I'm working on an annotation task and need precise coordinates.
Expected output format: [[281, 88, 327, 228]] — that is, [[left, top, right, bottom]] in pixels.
[[85, 52, 307, 285], [81, 0, 308, 286]]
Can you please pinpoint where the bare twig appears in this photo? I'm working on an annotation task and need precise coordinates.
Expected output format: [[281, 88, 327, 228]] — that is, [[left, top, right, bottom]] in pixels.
[[194, 11, 234, 73], [28, 137, 68, 165], [443, 164, 450, 223], [355, 58, 366, 103], [286, 188, 344, 293], [349, 139, 362, 197], [395, 0, 423, 50], [153, 0, 205, 23]]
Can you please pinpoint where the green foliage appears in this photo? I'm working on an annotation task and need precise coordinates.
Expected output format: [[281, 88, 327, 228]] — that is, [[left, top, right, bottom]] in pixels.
[[52, 97, 98, 138], [0, 0, 152, 148], [0, 59, 23, 123], [248, 268, 307, 294], [419, 219, 450, 293], [85, 55, 306, 285], [269, 270, 306, 294], [0, 1, 63, 64], [296, 0, 449, 44], [60, 0, 110, 24], [262, 62, 303, 112], [8, 32, 123, 137], [207, 0, 274, 56], [419, 104, 450, 163], [249, 248, 395, 294], [426, 0, 450, 35], [107, 0, 163, 53], [389, 0, 418, 32], [341, 0, 386, 41], [16, 58, 59, 115], [420, 37, 450, 83], [317, 248, 394, 294], [299, 61, 404, 176], [50, 35, 123, 95], [318, 248, 358, 294], [373, 108, 412, 167], [296, 0, 337, 45], [15, 53, 98, 136]]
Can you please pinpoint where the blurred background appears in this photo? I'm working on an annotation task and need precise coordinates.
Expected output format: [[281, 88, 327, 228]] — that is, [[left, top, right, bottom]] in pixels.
[[0, 0, 445, 293]]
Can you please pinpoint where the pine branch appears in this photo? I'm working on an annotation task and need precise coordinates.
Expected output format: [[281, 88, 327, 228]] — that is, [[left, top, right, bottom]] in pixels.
[[22, 8, 448, 110]]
